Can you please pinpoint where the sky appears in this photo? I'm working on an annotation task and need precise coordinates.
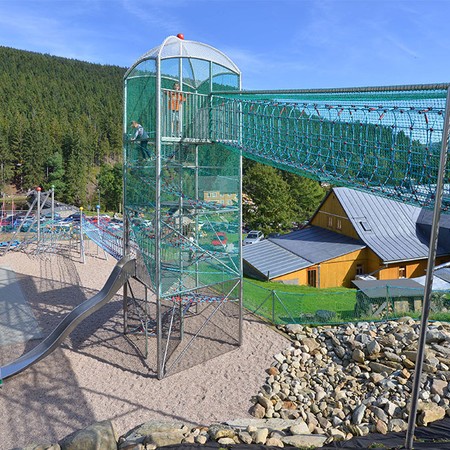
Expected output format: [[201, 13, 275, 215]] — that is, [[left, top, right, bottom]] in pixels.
[[0, 0, 449, 90]]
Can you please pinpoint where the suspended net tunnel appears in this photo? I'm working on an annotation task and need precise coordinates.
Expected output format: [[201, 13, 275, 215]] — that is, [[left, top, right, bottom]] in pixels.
[[211, 85, 450, 210], [122, 35, 450, 379]]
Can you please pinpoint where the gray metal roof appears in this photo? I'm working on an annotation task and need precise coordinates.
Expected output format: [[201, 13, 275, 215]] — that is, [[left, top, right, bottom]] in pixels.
[[352, 278, 424, 298], [243, 240, 311, 278], [271, 226, 366, 264], [243, 226, 366, 279], [434, 267, 450, 284], [333, 187, 450, 263], [412, 261, 450, 290]]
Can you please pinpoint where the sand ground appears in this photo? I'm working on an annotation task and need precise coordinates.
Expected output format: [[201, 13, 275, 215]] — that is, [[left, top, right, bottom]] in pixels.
[[0, 242, 288, 449]]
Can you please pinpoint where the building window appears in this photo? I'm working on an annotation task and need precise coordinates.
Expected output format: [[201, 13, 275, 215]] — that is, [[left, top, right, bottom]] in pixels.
[[336, 218, 342, 230], [307, 269, 317, 287], [399, 266, 406, 278], [356, 264, 364, 276], [327, 216, 333, 228]]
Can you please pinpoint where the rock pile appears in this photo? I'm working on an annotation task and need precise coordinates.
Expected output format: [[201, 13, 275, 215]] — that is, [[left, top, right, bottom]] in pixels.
[[250, 317, 450, 441], [12, 418, 328, 449]]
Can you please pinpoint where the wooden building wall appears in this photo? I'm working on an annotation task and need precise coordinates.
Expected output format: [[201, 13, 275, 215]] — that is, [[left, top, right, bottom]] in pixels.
[[273, 248, 369, 288], [310, 191, 360, 240]]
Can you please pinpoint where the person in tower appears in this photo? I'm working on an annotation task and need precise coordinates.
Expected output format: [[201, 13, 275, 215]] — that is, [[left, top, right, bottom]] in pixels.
[[167, 82, 187, 137], [130, 120, 150, 158]]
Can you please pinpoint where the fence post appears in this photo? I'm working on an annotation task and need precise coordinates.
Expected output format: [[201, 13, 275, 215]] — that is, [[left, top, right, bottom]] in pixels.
[[272, 290, 275, 323], [79, 207, 85, 264], [386, 285, 390, 319]]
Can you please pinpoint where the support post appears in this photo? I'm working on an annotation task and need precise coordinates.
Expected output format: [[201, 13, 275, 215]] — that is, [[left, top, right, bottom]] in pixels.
[[405, 87, 450, 449], [79, 207, 85, 264], [155, 54, 163, 379], [36, 187, 41, 242], [51, 185, 55, 222]]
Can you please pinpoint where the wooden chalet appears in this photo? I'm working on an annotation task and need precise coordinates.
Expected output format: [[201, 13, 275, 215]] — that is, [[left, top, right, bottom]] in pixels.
[[243, 187, 450, 288]]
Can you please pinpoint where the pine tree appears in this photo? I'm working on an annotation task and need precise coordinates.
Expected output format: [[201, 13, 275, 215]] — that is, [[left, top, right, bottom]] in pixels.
[[243, 163, 296, 234], [282, 172, 327, 223]]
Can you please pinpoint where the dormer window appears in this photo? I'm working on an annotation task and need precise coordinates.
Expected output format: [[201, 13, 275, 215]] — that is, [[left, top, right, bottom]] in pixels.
[[360, 221, 372, 231]]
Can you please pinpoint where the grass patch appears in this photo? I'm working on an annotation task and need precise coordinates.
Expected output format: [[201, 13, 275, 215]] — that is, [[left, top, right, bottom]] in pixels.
[[243, 277, 357, 324]]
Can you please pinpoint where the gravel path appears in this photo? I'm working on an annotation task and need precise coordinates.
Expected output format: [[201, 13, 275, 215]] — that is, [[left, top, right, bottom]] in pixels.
[[0, 244, 287, 449]]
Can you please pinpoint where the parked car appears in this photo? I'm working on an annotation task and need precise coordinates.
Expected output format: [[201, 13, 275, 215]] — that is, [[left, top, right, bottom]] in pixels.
[[64, 212, 85, 223], [41, 212, 62, 221], [211, 231, 227, 247], [244, 230, 264, 245]]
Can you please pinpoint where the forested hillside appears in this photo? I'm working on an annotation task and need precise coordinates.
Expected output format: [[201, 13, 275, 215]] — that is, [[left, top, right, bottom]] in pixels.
[[0, 46, 125, 206], [0, 46, 326, 226]]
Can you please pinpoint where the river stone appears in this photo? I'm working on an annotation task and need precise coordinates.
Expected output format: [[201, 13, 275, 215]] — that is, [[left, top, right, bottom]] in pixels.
[[145, 431, 185, 447], [195, 435, 208, 445], [182, 435, 196, 444], [352, 349, 365, 363], [265, 437, 284, 447], [329, 428, 346, 441], [208, 424, 235, 440], [388, 419, 408, 432], [352, 404, 366, 425], [238, 431, 253, 444], [267, 366, 280, 376], [375, 420, 388, 435], [289, 421, 310, 435], [123, 421, 185, 438], [371, 406, 388, 423], [384, 351, 403, 363], [369, 361, 395, 375], [217, 438, 236, 445], [253, 428, 269, 444], [366, 340, 381, 355], [286, 324, 304, 334], [427, 329, 450, 344], [431, 378, 448, 396], [59, 420, 117, 450], [226, 418, 305, 432], [302, 337, 320, 353], [250, 402, 266, 418], [418, 402, 446, 426], [281, 434, 327, 448], [335, 345, 346, 359]]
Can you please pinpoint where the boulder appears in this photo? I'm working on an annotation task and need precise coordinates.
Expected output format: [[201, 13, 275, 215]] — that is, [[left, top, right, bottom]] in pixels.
[[418, 402, 446, 426], [59, 420, 117, 450]]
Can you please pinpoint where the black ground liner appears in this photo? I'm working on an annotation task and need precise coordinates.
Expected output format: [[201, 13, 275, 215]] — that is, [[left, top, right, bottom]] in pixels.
[[158, 418, 450, 450], [325, 416, 450, 449]]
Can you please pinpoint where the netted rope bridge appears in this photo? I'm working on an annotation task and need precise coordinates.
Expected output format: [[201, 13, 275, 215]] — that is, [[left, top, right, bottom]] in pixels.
[[210, 84, 450, 210]]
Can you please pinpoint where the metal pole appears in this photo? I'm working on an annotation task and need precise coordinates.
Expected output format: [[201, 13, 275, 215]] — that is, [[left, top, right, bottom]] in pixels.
[[79, 207, 85, 264], [51, 185, 55, 222], [36, 187, 41, 242], [195, 145, 199, 289], [405, 87, 450, 449], [156, 54, 163, 379], [238, 69, 243, 347]]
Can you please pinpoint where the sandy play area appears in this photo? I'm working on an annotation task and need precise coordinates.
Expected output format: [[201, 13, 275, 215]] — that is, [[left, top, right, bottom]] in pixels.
[[0, 243, 288, 449]]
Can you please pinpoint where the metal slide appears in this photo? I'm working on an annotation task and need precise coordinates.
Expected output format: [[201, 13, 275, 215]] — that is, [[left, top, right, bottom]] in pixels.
[[0, 256, 136, 380]]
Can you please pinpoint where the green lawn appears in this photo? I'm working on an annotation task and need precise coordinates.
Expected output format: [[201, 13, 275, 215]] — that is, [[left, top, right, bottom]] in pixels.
[[243, 277, 357, 324], [243, 278, 450, 325]]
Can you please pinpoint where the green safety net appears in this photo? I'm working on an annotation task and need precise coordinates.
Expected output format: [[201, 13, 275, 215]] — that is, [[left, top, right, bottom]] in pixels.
[[211, 85, 450, 211]]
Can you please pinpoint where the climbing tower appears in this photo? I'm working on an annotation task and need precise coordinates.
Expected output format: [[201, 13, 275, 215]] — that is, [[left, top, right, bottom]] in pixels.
[[123, 35, 242, 378]]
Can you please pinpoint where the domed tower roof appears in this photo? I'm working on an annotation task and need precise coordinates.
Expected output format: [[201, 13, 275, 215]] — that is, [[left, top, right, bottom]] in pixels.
[[125, 35, 240, 77]]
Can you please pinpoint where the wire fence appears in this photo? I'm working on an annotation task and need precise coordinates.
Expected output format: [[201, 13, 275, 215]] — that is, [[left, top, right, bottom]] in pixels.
[[243, 279, 450, 325]]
